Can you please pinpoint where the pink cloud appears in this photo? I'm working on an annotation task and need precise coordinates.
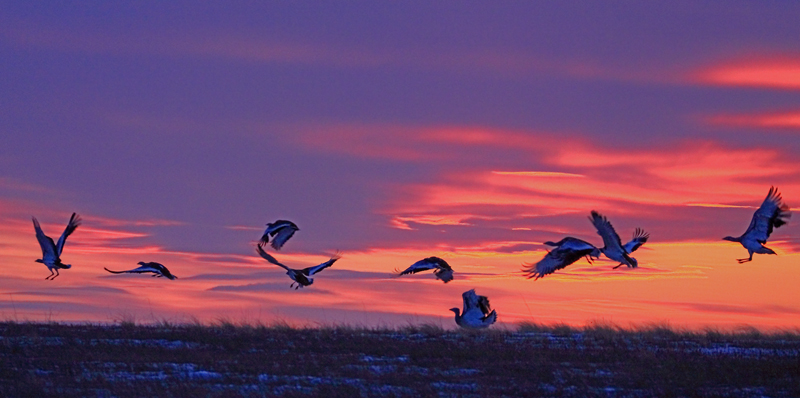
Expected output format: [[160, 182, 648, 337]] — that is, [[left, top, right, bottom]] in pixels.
[[281, 122, 800, 236], [705, 111, 800, 130], [384, 141, 799, 223], [696, 57, 800, 90]]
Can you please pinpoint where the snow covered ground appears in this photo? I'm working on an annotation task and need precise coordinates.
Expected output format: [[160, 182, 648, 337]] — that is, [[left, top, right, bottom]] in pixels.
[[1, 322, 798, 397]]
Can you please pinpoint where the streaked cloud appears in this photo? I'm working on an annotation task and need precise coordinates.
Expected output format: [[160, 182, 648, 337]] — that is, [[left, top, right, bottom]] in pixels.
[[698, 57, 800, 90], [492, 171, 585, 178], [686, 203, 757, 209], [705, 111, 800, 130], [0, 18, 680, 85]]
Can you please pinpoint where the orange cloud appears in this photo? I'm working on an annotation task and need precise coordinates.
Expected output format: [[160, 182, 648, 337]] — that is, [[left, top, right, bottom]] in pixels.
[[387, 144, 798, 222], [697, 57, 800, 90]]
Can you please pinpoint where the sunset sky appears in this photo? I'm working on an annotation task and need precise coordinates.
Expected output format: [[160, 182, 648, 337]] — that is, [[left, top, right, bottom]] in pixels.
[[2, 2, 800, 330]]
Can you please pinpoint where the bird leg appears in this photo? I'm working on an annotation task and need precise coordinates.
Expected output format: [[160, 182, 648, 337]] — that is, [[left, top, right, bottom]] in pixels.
[[51, 269, 60, 280], [737, 252, 754, 264], [45, 269, 55, 280], [613, 263, 624, 269], [289, 282, 295, 289]]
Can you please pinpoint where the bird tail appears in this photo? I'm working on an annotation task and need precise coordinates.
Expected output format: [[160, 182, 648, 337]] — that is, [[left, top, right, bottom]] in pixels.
[[756, 245, 776, 255], [483, 310, 498, 325], [623, 252, 638, 268]]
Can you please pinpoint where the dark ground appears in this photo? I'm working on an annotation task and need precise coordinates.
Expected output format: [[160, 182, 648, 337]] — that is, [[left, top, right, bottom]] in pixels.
[[1, 321, 799, 397]]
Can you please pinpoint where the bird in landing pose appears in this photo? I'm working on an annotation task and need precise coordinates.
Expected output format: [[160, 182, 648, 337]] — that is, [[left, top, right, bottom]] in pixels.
[[256, 242, 339, 289], [723, 186, 791, 263], [522, 237, 601, 280], [589, 211, 648, 269], [104, 262, 177, 280], [260, 220, 299, 250], [33, 212, 82, 280], [395, 256, 454, 283], [449, 289, 497, 329]]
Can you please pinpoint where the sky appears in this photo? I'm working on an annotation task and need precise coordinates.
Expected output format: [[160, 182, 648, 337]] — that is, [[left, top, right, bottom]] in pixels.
[[1, 1, 800, 330]]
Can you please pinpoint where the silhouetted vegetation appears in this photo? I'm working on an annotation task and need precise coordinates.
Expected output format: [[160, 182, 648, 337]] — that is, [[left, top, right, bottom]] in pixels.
[[1, 320, 799, 397]]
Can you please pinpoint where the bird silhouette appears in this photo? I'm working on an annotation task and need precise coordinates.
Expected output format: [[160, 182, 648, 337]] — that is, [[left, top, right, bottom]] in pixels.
[[104, 262, 177, 280], [33, 213, 81, 280], [449, 289, 497, 329], [522, 237, 601, 280], [589, 211, 643, 269], [260, 220, 299, 250], [256, 242, 339, 289], [723, 186, 791, 263], [395, 257, 454, 283]]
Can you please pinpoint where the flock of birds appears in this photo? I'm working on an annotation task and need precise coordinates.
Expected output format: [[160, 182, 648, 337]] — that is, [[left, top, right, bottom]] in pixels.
[[31, 187, 791, 329]]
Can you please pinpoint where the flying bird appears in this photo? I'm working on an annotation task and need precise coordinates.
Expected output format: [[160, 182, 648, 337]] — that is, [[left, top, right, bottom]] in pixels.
[[589, 211, 641, 269], [395, 256, 454, 283], [449, 289, 497, 329], [33, 212, 81, 280], [256, 242, 339, 289], [260, 220, 299, 250], [723, 186, 791, 263], [104, 262, 177, 280], [522, 237, 601, 280]]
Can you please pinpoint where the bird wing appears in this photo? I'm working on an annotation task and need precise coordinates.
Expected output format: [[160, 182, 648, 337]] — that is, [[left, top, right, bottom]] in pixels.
[[56, 213, 82, 256], [143, 262, 174, 276], [744, 186, 791, 243], [477, 294, 492, 315], [623, 228, 649, 254], [269, 226, 297, 250], [396, 258, 439, 275], [589, 211, 625, 252], [104, 266, 155, 274], [302, 253, 341, 276], [481, 310, 498, 325], [255, 243, 292, 271], [32, 217, 57, 261], [522, 246, 594, 280], [461, 289, 480, 312]]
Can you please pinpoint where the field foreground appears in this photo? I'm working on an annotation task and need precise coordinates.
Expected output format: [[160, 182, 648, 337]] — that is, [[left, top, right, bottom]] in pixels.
[[1, 322, 799, 397]]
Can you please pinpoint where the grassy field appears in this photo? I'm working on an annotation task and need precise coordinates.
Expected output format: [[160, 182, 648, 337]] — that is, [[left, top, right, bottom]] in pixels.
[[1, 321, 799, 397]]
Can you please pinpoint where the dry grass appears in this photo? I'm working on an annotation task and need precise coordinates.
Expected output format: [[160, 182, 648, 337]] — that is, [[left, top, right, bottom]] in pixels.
[[1, 320, 799, 397]]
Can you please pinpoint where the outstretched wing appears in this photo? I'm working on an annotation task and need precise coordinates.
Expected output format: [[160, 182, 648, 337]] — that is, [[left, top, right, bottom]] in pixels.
[[256, 243, 291, 271], [32, 217, 57, 261], [395, 257, 449, 276], [56, 213, 82, 256], [623, 228, 649, 254], [589, 211, 624, 252], [461, 289, 480, 312], [303, 253, 341, 276], [744, 186, 791, 243], [104, 266, 153, 274], [476, 294, 492, 316], [522, 245, 595, 280]]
